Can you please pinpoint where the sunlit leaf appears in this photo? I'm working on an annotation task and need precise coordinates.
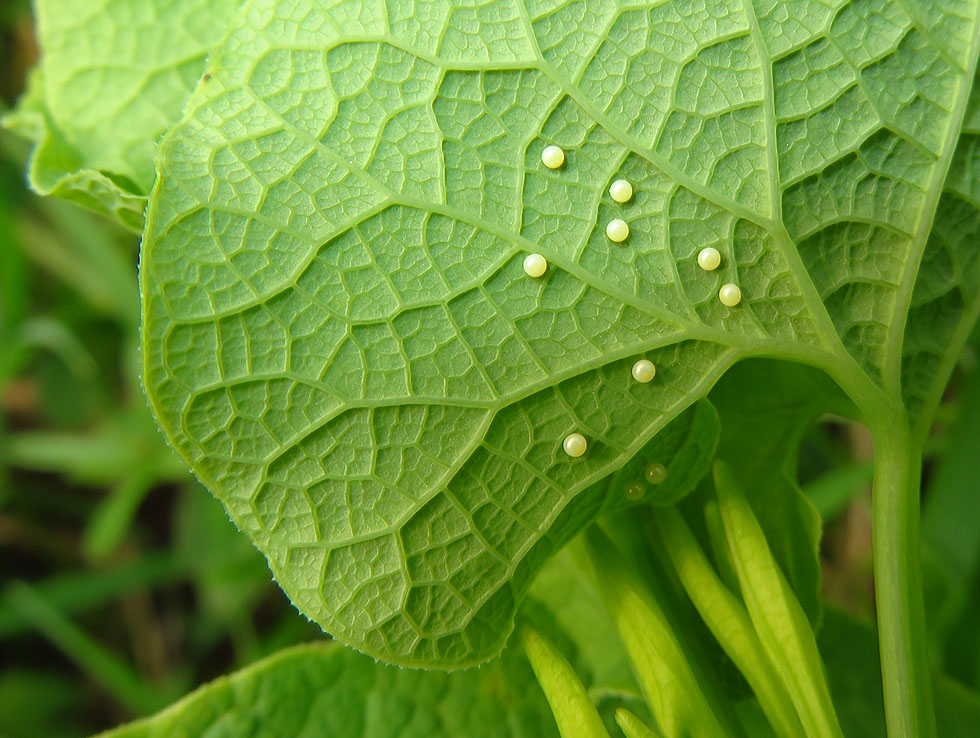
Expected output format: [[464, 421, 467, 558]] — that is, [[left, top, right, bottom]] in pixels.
[[140, 0, 980, 666]]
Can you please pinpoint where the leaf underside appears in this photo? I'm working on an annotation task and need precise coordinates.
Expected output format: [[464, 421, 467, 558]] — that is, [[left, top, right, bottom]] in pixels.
[[140, 0, 980, 667]]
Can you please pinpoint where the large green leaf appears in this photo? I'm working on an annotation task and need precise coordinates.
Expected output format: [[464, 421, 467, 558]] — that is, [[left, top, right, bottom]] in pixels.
[[140, 0, 980, 667], [99, 641, 557, 738], [4, 0, 242, 228]]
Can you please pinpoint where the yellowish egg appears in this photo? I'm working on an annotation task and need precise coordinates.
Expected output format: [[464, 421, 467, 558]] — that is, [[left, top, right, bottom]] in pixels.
[[719, 283, 742, 307], [631, 359, 656, 383], [697, 247, 721, 271], [645, 463, 667, 484], [606, 219, 629, 243], [523, 253, 548, 278], [541, 145, 565, 169], [562, 432, 588, 458], [609, 179, 633, 203]]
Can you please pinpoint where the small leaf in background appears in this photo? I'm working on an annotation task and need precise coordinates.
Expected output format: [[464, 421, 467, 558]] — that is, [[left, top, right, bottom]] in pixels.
[[3, 0, 243, 229], [99, 641, 557, 738]]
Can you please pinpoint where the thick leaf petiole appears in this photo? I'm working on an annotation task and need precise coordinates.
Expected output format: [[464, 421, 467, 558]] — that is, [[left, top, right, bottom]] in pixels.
[[870, 417, 937, 738]]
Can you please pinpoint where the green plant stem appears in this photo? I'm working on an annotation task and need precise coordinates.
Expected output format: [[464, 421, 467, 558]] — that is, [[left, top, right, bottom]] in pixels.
[[871, 418, 936, 738]]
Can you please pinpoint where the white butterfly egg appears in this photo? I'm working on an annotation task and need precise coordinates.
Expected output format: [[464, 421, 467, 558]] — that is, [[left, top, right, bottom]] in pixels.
[[562, 432, 588, 458], [719, 283, 742, 307], [609, 179, 633, 203], [631, 359, 656, 383], [523, 253, 548, 278], [645, 462, 667, 484], [541, 145, 565, 169], [606, 219, 629, 243], [697, 247, 721, 271]]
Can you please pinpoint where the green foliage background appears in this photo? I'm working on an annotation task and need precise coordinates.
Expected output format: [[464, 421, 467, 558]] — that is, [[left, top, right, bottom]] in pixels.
[[2, 1, 980, 736]]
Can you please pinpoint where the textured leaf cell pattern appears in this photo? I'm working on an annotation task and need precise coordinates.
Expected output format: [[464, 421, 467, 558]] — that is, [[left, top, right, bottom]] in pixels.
[[141, 0, 980, 667]]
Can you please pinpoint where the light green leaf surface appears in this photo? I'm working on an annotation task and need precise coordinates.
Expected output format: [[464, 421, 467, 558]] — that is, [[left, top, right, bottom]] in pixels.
[[5, 0, 242, 228], [140, 0, 980, 667], [99, 641, 557, 738]]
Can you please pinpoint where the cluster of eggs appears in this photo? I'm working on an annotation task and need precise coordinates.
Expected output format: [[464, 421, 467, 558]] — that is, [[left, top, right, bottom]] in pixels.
[[529, 145, 741, 305], [529, 146, 737, 477]]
